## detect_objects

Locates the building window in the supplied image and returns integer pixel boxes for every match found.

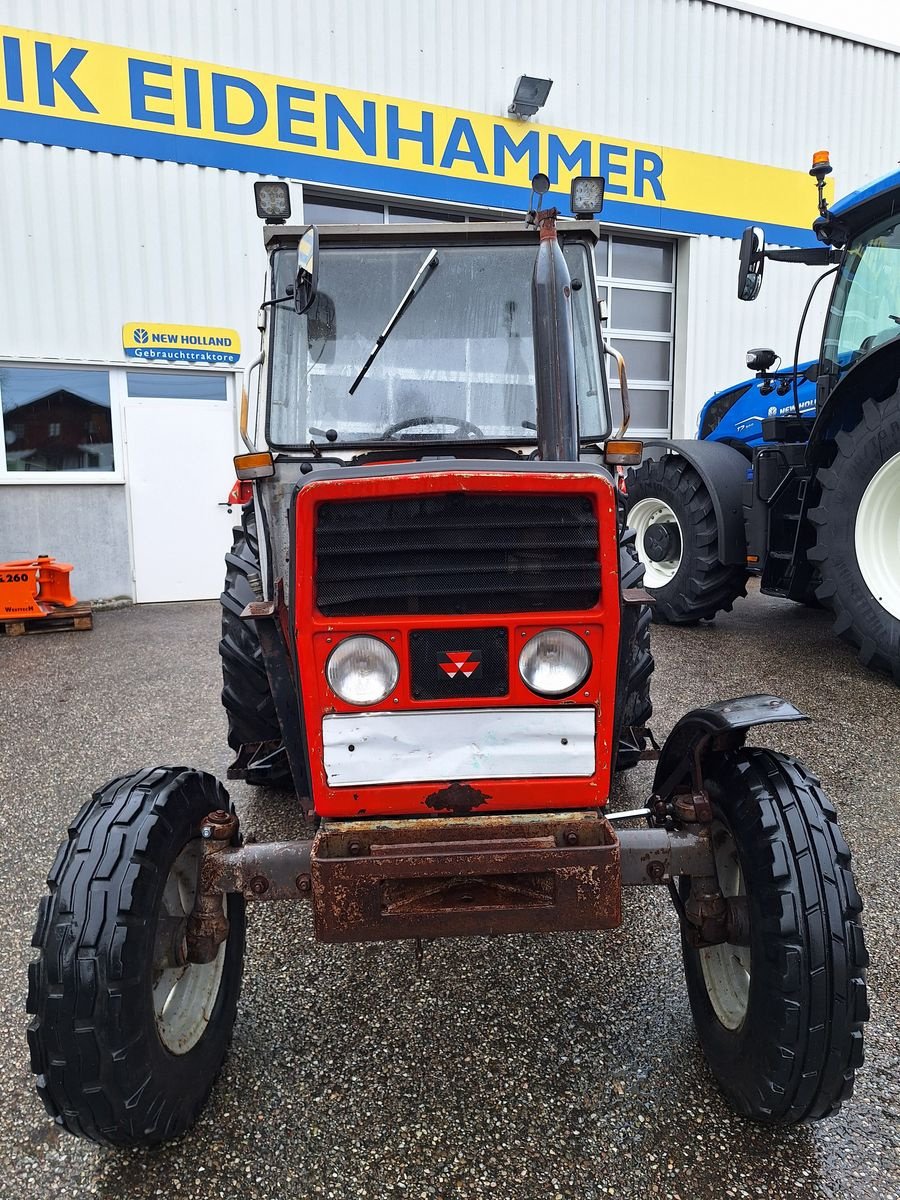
[125,371,228,400]
[0,366,114,473]
[596,234,676,436]
[303,190,488,225]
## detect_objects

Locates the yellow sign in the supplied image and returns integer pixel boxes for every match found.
[0,25,824,241]
[123,322,241,364]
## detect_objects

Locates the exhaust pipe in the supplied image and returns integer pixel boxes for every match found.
[531,209,579,462]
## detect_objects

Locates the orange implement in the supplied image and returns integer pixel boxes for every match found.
[0,556,77,620]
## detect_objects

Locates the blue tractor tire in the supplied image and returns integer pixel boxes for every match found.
[626,456,748,624]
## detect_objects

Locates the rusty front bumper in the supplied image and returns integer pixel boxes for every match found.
[187,809,717,954]
[310,811,621,942]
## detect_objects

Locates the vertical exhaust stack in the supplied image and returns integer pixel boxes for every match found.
[531,209,579,462]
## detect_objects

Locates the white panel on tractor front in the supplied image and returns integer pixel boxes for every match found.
[322,707,596,787]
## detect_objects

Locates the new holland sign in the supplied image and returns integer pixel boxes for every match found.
[123,322,241,364]
[0,25,823,242]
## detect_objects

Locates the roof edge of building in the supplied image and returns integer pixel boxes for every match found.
[704,0,900,55]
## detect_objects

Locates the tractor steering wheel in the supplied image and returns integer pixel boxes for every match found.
[380,414,485,439]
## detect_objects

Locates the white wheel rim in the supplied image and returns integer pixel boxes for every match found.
[855,450,900,621]
[152,842,227,1055]
[699,821,751,1031]
[629,496,684,589]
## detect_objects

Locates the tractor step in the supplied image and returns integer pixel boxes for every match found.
[0,601,93,637]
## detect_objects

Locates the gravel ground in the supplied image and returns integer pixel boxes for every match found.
[0,585,898,1200]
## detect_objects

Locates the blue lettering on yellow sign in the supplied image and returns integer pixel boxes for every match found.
[128,58,174,126]
[325,93,376,156]
[123,323,241,363]
[35,41,96,112]
[276,84,316,147]
[0,26,824,244]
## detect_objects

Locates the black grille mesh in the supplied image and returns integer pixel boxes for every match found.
[314,493,600,615]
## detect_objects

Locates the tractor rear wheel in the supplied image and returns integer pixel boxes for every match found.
[614,528,654,771]
[680,748,868,1124]
[808,385,900,683]
[219,504,288,780]
[626,456,748,624]
[27,768,245,1146]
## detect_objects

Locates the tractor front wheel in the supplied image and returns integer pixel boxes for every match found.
[626,456,748,624]
[680,748,868,1124]
[27,768,245,1146]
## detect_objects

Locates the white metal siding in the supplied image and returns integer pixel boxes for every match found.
[0,0,897,432]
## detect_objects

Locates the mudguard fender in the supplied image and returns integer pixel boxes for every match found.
[654,693,808,797]
[642,439,749,565]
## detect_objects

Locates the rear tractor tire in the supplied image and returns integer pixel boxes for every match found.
[27,768,245,1146]
[219,503,297,788]
[220,503,281,751]
[680,748,868,1124]
[626,456,748,624]
[808,384,900,683]
[614,528,654,771]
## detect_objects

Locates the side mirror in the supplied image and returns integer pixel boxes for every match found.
[737,226,766,302]
[294,225,319,315]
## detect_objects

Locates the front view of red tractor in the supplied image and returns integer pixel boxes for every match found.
[27,177,867,1147]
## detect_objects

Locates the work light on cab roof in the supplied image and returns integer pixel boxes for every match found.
[254,179,291,223]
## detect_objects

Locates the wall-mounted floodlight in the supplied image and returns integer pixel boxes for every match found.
[570,176,605,218]
[254,181,291,223]
[508,75,553,119]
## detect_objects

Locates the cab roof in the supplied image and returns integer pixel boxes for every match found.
[263,219,602,249]
[829,167,900,232]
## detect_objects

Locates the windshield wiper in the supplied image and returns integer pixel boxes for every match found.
[348,249,439,395]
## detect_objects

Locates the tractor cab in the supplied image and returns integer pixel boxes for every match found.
[818,184,900,397]
[262,221,612,456]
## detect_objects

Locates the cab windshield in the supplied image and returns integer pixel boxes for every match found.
[267,239,610,447]
[823,212,900,375]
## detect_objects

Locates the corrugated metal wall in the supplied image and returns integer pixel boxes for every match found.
[1,0,897,429]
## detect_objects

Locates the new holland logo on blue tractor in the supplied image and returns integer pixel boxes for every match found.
[625,153,900,684]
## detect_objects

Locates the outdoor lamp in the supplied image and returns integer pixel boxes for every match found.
[508,75,553,118]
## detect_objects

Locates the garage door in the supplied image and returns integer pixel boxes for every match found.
[596,234,676,436]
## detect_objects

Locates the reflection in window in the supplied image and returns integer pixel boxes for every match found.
[611,237,674,283]
[1,367,113,472]
[303,196,384,224]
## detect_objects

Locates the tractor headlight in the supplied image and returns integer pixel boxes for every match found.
[518,629,591,697]
[326,636,400,706]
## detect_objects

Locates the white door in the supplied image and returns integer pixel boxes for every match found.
[124,398,237,602]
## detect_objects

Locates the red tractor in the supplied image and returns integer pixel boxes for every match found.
[27,177,867,1145]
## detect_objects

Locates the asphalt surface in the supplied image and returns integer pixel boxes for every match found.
[0,584,898,1200]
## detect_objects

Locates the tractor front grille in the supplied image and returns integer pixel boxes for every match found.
[314,492,600,616]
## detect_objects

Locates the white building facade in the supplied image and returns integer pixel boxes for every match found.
[0,0,897,601]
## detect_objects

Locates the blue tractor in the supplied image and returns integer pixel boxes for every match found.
[625,154,900,683]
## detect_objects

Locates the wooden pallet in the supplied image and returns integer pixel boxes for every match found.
[0,602,93,637]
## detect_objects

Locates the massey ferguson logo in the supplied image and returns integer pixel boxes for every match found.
[439,650,481,679]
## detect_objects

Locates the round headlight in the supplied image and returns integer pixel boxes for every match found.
[519,629,591,697]
[326,636,400,705]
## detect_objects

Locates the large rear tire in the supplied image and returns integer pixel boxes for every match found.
[27,768,245,1146]
[614,528,654,771]
[681,749,868,1124]
[626,456,748,624]
[808,386,900,683]
[219,503,282,751]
